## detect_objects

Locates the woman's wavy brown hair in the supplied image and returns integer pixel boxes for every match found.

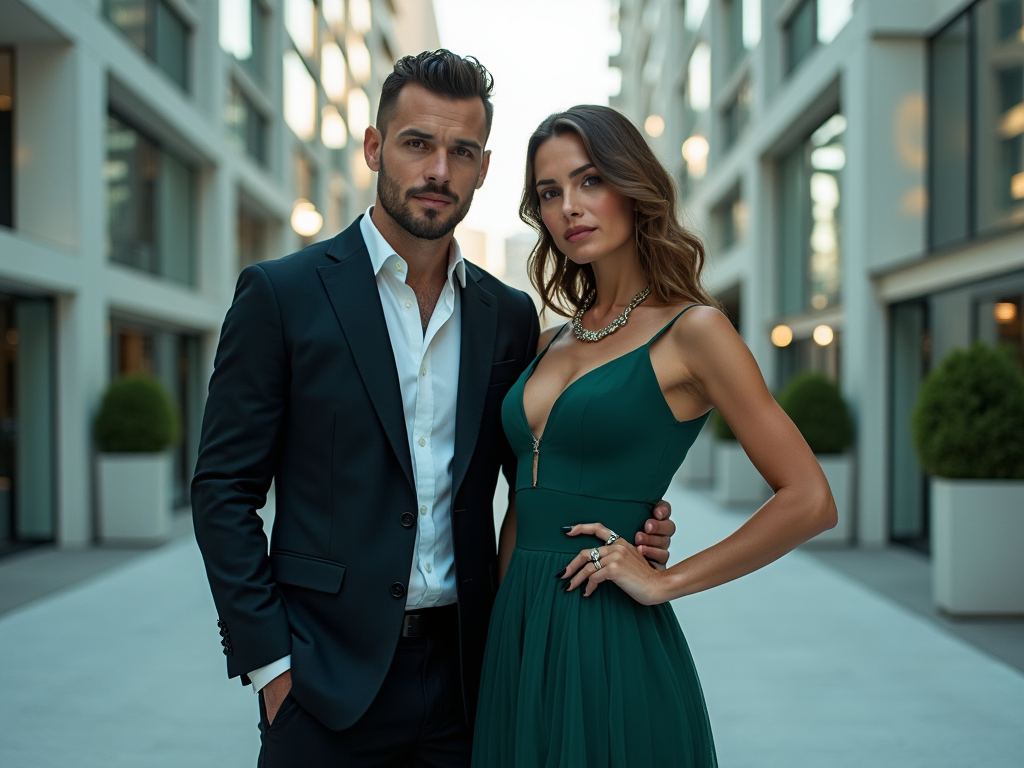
[520,105,717,317]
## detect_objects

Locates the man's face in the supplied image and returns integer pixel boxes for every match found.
[364,84,491,240]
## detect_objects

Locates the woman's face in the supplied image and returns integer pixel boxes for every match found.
[533,133,635,267]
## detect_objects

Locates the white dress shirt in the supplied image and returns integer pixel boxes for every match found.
[248,208,465,693]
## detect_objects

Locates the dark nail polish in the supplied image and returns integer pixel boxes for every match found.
[561,526,573,533]
[554,567,566,579]
[562,579,572,591]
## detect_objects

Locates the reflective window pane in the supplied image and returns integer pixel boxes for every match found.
[0,50,12,229]
[285,0,317,58]
[104,0,189,90]
[220,0,265,81]
[157,151,194,285]
[722,76,752,149]
[284,50,317,141]
[929,14,970,249]
[785,0,815,73]
[225,81,267,163]
[974,0,1024,234]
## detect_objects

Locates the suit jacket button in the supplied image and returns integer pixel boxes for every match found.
[400,512,415,529]
[390,582,406,599]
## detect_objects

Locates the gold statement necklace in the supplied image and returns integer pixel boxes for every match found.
[572,286,651,342]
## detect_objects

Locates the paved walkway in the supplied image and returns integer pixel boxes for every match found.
[1,481,1021,767]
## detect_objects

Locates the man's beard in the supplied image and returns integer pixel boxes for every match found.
[376,153,474,241]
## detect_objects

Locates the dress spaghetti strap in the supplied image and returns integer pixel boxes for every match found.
[647,304,703,346]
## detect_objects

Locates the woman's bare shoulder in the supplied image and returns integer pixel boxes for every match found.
[536,323,568,355]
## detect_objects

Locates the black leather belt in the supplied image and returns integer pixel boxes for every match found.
[401,604,458,639]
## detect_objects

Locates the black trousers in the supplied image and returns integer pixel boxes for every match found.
[257,617,472,768]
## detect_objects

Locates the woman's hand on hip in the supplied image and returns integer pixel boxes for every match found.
[558,523,667,606]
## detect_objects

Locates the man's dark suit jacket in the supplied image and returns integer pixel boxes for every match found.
[191,216,540,731]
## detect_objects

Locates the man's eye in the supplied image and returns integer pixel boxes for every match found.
[408,140,424,148]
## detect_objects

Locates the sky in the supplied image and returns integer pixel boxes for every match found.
[433,0,619,244]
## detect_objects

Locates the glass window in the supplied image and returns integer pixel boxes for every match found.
[929,0,1024,250]
[722,76,752,149]
[0,50,12,229]
[777,113,845,316]
[238,207,267,270]
[105,113,195,285]
[974,0,1024,233]
[712,184,747,252]
[285,0,317,58]
[284,50,317,141]
[321,41,347,104]
[225,81,267,163]
[724,0,760,71]
[785,0,816,73]
[346,33,371,84]
[929,14,970,249]
[687,42,712,112]
[219,0,266,81]
[104,0,190,90]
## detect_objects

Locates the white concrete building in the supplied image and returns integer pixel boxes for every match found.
[613,0,1024,548]
[0,0,439,550]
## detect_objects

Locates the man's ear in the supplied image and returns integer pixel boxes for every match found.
[476,149,492,190]
[364,127,383,173]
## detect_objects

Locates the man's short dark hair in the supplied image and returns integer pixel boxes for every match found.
[377,49,494,139]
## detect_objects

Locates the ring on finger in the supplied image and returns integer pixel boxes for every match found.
[606,531,620,546]
[593,559,602,570]
[589,548,601,564]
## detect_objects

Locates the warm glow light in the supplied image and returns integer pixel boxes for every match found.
[349,0,372,34]
[291,199,323,237]
[285,0,316,57]
[644,115,665,137]
[346,33,371,84]
[682,134,709,179]
[321,105,348,148]
[283,51,317,141]
[810,145,845,171]
[771,325,793,347]
[321,42,347,103]
[999,103,1024,138]
[322,0,345,31]
[1012,172,1024,201]
[813,325,834,346]
[994,302,1018,323]
[219,0,252,59]
[351,151,372,190]
[347,87,370,138]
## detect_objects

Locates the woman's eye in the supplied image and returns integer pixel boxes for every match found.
[582,175,601,187]
[540,189,559,201]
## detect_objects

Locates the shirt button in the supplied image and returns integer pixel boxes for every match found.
[405,299,413,309]
[421,366,427,376]
[418,437,426,447]
[390,582,406,599]
[396,262,405,272]
[400,512,415,529]
[424,563,433,574]
[420,505,427,515]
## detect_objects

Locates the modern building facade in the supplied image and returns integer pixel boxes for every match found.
[613,0,1024,547]
[0,0,438,550]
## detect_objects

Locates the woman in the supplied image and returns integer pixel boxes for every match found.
[471,105,837,767]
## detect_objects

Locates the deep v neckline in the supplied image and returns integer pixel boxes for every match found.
[520,327,650,443]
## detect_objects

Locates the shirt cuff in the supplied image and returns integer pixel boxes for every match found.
[248,655,291,694]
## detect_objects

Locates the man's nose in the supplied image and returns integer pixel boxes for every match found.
[425,151,451,185]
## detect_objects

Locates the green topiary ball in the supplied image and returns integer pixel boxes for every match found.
[95,374,180,453]
[779,372,853,454]
[711,409,736,441]
[912,343,1024,479]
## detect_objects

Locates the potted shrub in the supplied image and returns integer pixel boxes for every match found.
[712,410,771,507]
[912,343,1024,615]
[95,374,180,544]
[779,372,855,544]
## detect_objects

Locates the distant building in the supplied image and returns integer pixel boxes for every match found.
[503,231,542,313]
[613,0,1023,548]
[0,0,438,550]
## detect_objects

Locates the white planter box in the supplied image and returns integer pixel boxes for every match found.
[812,454,855,544]
[713,441,771,507]
[678,422,714,487]
[98,452,173,544]
[931,478,1024,616]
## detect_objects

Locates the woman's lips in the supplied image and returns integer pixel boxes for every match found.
[564,227,596,243]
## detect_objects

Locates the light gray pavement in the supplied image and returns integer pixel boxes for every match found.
[0,480,1021,767]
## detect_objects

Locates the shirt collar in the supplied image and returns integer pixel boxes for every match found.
[359,206,467,288]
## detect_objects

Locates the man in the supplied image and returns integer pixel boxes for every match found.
[192,50,676,767]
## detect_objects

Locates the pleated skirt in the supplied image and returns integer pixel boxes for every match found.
[471,547,718,767]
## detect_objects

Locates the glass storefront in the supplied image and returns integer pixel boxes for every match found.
[0,295,55,554]
[110,318,203,509]
[888,269,1024,550]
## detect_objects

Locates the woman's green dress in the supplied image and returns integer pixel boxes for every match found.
[472,307,717,767]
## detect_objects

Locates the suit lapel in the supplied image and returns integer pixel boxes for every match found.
[452,267,498,499]
[317,219,415,490]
